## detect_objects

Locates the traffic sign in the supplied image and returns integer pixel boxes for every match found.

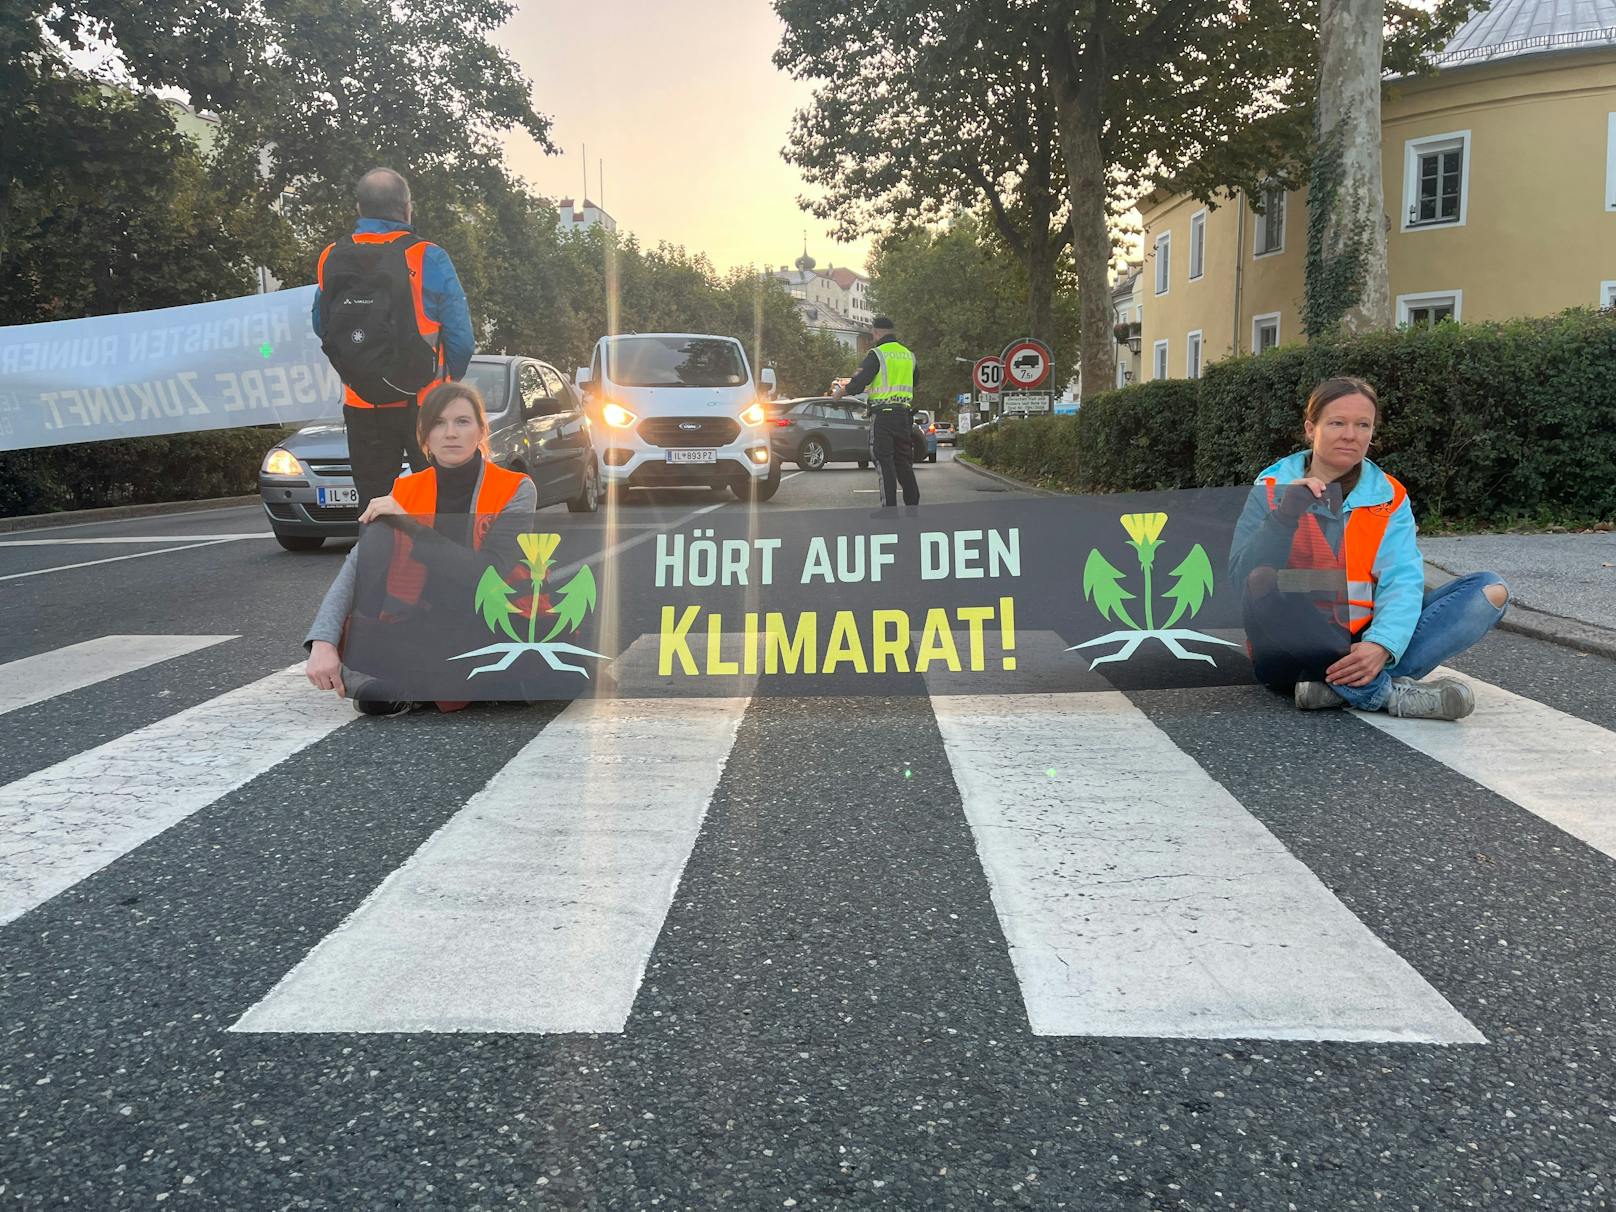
[1000,338,1053,390]
[972,357,1004,395]
[1002,391,1052,415]
[978,392,999,409]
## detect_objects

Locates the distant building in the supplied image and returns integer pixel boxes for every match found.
[765,247,873,352]
[1110,262,1145,389]
[559,198,617,235]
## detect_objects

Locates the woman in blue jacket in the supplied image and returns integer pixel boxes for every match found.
[1233,377,1509,720]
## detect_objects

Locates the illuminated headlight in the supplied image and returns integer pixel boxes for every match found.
[601,402,638,429]
[747,446,771,464]
[739,402,768,427]
[261,448,303,477]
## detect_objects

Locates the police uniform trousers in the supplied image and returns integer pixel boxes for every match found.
[871,409,920,507]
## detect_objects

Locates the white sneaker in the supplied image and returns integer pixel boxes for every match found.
[1294,681,1346,710]
[1386,676,1474,721]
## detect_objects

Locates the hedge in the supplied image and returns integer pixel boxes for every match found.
[0,427,294,518]
[962,307,1616,525]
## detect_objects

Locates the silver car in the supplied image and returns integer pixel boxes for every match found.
[258,356,600,551]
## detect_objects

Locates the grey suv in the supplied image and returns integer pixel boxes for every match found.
[770,397,873,471]
[258,355,600,551]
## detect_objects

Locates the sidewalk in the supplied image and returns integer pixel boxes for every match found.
[1424,532,1616,659]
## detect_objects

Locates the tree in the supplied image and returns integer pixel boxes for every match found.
[867,212,1079,414]
[774,1,1071,346]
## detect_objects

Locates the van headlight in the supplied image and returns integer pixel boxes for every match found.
[601,402,638,429]
[740,402,768,427]
[262,448,303,477]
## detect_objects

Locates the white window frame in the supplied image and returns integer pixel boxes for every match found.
[1186,330,1204,379]
[1252,312,1281,353]
[1396,290,1463,327]
[1606,114,1616,211]
[1599,281,1616,308]
[1401,130,1471,232]
[1188,209,1207,280]
[1253,187,1287,258]
[1153,231,1171,295]
[1152,339,1170,380]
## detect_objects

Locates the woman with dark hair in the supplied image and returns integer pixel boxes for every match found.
[1233,376,1509,721]
[304,380,537,714]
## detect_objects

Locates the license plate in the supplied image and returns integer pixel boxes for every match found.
[667,449,717,464]
[317,486,359,507]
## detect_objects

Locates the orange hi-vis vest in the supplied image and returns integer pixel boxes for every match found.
[383,462,529,607]
[1264,473,1408,635]
[317,230,444,409]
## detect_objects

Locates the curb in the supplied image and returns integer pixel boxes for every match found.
[1424,559,1616,661]
[952,456,1065,497]
[0,495,260,535]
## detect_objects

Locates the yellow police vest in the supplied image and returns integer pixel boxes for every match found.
[868,340,915,410]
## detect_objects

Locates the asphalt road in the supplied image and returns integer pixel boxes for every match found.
[3,448,1614,1210]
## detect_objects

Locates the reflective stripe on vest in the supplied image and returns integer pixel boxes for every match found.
[868,341,915,406]
[1263,474,1408,635]
[383,463,528,607]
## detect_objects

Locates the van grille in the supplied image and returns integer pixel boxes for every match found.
[638,417,741,448]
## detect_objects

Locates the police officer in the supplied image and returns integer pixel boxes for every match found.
[831,316,918,507]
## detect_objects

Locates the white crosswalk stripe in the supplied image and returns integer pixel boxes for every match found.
[1354,665,1616,862]
[0,665,355,927]
[233,696,750,1034]
[933,691,1485,1043]
[0,634,237,718]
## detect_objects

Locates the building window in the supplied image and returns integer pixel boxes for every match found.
[1402,131,1470,230]
[1254,186,1286,256]
[1186,330,1203,379]
[1607,113,1616,211]
[1396,291,1462,328]
[1153,232,1171,295]
[1152,339,1169,381]
[1603,281,1616,309]
[1189,210,1206,280]
[1252,313,1280,353]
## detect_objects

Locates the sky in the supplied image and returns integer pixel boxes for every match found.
[493,0,872,277]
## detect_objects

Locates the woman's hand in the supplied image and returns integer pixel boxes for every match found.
[305,640,345,695]
[1288,476,1330,498]
[358,494,405,524]
[1326,641,1389,689]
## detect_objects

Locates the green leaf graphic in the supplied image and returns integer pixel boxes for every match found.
[1082,549,1141,630]
[1160,544,1215,629]
[541,565,598,643]
[473,566,522,642]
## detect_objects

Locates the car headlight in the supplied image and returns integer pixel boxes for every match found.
[739,402,768,427]
[601,402,638,429]
[262,448,303,477]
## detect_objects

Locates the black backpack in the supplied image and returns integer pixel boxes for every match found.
[317,234,441,406]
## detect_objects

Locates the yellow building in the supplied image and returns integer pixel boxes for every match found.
[1133,0,1616,381]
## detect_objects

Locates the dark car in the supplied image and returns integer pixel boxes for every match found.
[258,355,600,551]
[769,397,873,471]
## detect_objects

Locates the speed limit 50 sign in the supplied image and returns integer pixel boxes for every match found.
[972,357,1003,395]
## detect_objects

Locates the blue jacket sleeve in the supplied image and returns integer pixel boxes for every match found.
[1361,499,1423,665]
[311,286,322,338]
[422,244,475,379]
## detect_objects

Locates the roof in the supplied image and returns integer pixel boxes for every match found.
[1434,0,1616,66]
[823,267,868,290]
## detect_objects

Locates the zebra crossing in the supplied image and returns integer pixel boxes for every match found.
[1,631,1613,1046]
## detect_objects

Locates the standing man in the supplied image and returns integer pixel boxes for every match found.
[312,168,475,510]
[831,316,918,507]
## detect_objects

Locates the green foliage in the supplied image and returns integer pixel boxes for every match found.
[473,567,523,643]
[0,428,292,517]
[542,567,598,644]
[1160,546,1215,629]
[1071,380,1198,492]
[960,416,1080,488]
[1301,121,1373,339]
[1082,550,1140,630]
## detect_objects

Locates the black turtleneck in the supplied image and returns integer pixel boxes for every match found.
[433,450,482,543]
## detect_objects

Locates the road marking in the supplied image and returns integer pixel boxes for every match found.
[0,535,273,546]
[234,695,749,1033]
[0,539,241,584]
[0,666,355,927]
[1354,666,1616,862]
[932,692,1483,1043]
[0,634,237,717]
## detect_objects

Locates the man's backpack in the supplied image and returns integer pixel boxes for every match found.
[317,234,441,406]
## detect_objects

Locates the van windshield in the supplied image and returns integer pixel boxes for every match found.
[605,336,747,388]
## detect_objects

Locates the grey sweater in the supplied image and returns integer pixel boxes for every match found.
[304,477,539,649]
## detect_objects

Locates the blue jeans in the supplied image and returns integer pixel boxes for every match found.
[1330,572,1508,711]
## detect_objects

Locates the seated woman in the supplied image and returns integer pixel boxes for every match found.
[304,381,537,714]
[1233,376,1508,721]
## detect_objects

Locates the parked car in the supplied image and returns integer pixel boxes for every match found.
[912,410,940,463]
[935,420,957,446]
[770,397,873,470]
[258,355,600,552]
[576,333,780,502]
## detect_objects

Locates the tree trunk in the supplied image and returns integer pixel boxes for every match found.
[1023,241,1056,347]
[1309,0,1391,334]
[1053,83,1113,402]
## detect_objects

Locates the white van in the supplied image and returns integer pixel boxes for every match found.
[576,333,781,502]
